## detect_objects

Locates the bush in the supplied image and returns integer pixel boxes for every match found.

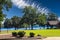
[12,32,17,37]
[30,32,35,37]
[37,34,41,36]
[18,31,25,37]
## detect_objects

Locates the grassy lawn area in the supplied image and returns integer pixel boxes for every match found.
[0,29,60,37]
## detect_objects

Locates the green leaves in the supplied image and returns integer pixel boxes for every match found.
[4,18,12,28]
[23,6,37,29]
[23,23,29,28]
[48,13,57,21]
[0,0,12,11]
[37,13,47,25]
[11,16,21,30]
[0,0,12,28]
[0,13,5,21]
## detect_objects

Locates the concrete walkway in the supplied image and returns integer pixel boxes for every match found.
[0,34,42,40]
[43,37,60,40]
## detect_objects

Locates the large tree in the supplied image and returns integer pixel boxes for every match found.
[4,18,12,33]
[37,13,47,29]
[47,13,58,21]
[11,16,21,30]
[23,6,37,30]
[23,23,29,30]
[0,0,12,11]
[0,13,6,32]
[47,13,58,29]
[0,0,12,33]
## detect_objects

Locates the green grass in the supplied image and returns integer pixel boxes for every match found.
[0,29,60,37]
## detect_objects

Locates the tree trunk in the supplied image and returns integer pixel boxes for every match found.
[31,24,33,30]
[0,22,1,33]
[0,27,1,33]
[47,25,49,29]
[7,28,8,33]
[15,27,17,30]
[50,25,53,29]
[39,25,41,29]
[29,25,30,30]
[43,25,45,29]
[26,27,27,30]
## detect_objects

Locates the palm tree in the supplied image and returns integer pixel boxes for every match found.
[4,18,12,33]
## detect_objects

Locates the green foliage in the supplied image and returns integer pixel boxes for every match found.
[0,0,12,33]
[11,16,21,30]
[23,23,28,27]
[48,13,57,21]
[23,6,37,30]
[4,18,12,28]
[0,13,5,32]
[37,34,41,36]
[23,23,29,30]
[12,32,17,37]
[0,13,5,21]
[0,0,12,11]
[18,31,26,37]
[30,32,35,37]
[4,18,12,33]
[37,13,47,26]
[0,0,12,22]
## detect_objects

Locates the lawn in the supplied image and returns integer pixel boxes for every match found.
[0,29,60,37]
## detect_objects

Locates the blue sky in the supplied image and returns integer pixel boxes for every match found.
[3,0,60,19]
[3,5,23,18]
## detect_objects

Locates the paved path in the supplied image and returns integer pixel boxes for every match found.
[0,34,42,40]
[8,38,42,40]
[43,37,60,40]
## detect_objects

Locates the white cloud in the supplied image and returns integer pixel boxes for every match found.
[58,17,60,21]
[37,7,49,14]
[11,0,49,14]
[11,0,30,8]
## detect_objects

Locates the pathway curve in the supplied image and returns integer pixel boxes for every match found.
[43,37,60,40]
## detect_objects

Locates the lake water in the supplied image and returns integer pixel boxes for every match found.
[1,25,56,31]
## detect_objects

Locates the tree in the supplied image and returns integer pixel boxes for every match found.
[0,13,6,33]
[23,23,29,30]
[37,13,47,29]
[23,6,37,30]
[47,13,58,29]
[11,16,21,30]
[0,0,12,33]
[57,22,60,29]
[4,18,12,33]
[0,0,12,11]
[46,22,50,29]
[47,13,58,21]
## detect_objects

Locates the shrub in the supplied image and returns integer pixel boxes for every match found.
[37,34,41,36]
[12,32,17,37]
[18,31,25,37]
[30,32,35,37]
